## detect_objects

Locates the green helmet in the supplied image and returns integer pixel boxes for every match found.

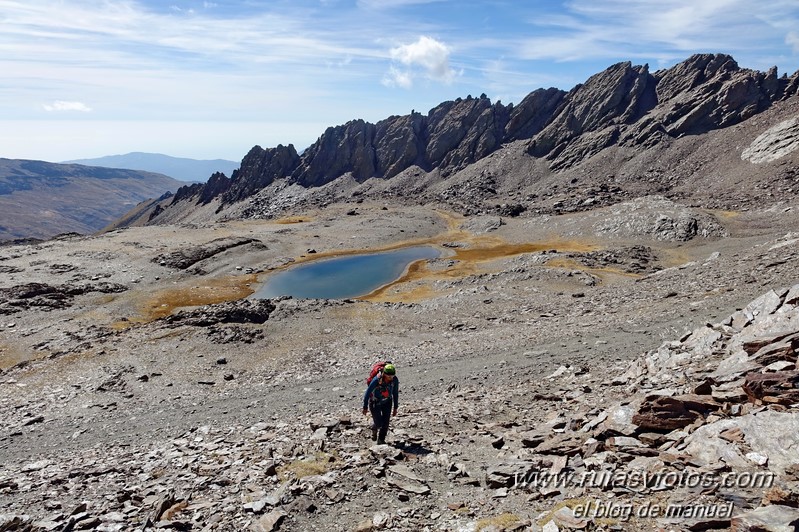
[383,363,396,375]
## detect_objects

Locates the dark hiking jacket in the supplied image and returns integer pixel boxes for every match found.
[363,374,399,410]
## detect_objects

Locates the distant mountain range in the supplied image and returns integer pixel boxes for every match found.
[144,53,799,226]
[12,53,796,243]
[62,152,239,182]
[0,159,183,241]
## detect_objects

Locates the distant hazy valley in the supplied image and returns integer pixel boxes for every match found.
[0,159,182,241]
[0,153,241,242]
[62,152,239,182]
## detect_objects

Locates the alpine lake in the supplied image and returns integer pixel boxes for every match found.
[251,245,441,300]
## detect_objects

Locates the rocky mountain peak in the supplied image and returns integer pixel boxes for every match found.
[653,53,740,101]
[527,53,797,169]
[650,53,778,136]
[198,171,231,205]
[223,144,300,204]
[293,120,378,187]
[526,61,655,165]
[503,87,567,141]
[150,53,799,224]
[373,112,426,179]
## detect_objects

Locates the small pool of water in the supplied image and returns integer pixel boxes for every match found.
[252,246,440,300]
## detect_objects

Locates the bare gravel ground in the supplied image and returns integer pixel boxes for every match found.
[0,198,797,530]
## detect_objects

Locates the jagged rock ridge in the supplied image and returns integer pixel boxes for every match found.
[158,53,799,217]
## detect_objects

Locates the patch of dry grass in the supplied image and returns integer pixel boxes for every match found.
[476,513,522,531]
[278,452,336,480]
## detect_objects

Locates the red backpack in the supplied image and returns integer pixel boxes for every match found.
[366,360,391,385]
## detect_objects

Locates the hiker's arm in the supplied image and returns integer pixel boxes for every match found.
[392,379,399,411]
[363,379,376,410]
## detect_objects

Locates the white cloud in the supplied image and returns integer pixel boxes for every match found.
[169,5,196,15]
[386,36,457,88]
[0,0,402,124]
[518,0,799,68]
[42,101,92,112]
[787,31,799,53]
[0,1,388,73]
[382,66,413,88]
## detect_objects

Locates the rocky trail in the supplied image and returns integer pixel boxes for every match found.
[0,202,798,531]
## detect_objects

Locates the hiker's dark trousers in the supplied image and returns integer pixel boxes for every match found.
[370,401,392,442]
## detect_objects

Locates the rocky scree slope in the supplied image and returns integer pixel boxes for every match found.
[0,201,798,532]
[146,53,799,224]
[1,283,799,531]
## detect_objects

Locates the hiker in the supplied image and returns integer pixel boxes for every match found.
[362,363,399,445]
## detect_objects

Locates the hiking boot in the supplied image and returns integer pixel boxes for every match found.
[377,438,386,445]
[371,427,378,441]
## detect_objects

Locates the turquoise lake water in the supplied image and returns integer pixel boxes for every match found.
[252,246,440,300]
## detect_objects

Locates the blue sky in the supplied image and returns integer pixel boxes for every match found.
[2,0,798,163]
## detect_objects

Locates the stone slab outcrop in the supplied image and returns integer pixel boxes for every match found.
[152,237,264,270]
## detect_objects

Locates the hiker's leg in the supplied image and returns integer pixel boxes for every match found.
[377,402,391,443]
[369,403,380,434]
